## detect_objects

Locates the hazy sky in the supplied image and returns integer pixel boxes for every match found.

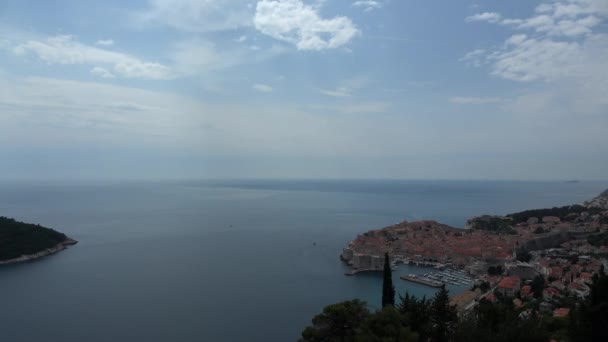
[1,0,607,180]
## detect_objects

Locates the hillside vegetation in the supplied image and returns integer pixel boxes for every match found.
[0,216,68,261]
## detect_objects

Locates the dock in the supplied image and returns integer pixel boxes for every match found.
[400,274,442,288]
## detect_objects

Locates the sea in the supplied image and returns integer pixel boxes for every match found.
[0,179,606,342]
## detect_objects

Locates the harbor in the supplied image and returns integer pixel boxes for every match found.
[400,274,442,288]
[400,268,474,288]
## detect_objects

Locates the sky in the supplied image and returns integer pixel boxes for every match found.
[0,0,607,180]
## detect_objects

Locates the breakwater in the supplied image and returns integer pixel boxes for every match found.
[400,275,442,288]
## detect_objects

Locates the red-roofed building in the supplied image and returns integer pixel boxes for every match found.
[550,280,565,291]
[485,294,497,303]
[550,266,563,279]
[553,308,570,318]
[497,276,521,297]
[568,282,583,294]
[543,287,561,301]
[580,272,593,283]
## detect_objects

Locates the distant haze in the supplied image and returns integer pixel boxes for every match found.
[1,0,607,180]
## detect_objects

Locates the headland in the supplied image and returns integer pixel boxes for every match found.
[340,188,608,278]
[0,216,77,265]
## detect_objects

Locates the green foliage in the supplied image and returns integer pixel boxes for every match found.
[516,250,532,263]
[397,292,432,340]
[507,204,600,223]
[454,300,549,342]
[430,285,458,342]
[356,307,419,342]
[587,231,608,247]
[469,216,516,235]
[569,270,608,341]
[531,275,545,299]
[302,272,608,342]
[0,216,67,261]
[382,252,395,307]
[476,281,490,292]
[533,227,547,234]
[300,300,370,342]
[487,265,503,276]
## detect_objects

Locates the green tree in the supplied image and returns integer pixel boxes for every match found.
[382,252,395,307]
[430,285,458,342]
[516,250,532,263]
[0,216,69,261]
[531,275,545,299]
[300,300,370,342]
[455,300,548,342]
[397,292,432,340]
[356,307,419,342]
[569,269,608,342]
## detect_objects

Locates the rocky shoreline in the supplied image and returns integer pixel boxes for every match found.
[0,238,78,266]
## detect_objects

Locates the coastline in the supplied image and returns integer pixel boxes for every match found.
[0,238,78,266]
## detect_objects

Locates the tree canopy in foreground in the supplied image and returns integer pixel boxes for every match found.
[300,272,608,342]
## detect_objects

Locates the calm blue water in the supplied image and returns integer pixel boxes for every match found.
[0,179,606,341]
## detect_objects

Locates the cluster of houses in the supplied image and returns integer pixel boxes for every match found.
[478,242,606,319]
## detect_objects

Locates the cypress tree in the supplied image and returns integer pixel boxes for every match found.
[382,252,395,307]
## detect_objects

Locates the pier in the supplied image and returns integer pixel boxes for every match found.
[400,274,442,288]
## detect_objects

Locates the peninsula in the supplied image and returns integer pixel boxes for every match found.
[0,216,77,265]
[341,189,608,274]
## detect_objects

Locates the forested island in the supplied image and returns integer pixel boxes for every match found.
[0,216,76,265]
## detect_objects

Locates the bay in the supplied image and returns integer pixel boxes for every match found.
[0,179,606,341]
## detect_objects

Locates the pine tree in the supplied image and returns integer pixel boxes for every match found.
[430,285,458,342]
[382,252,395,307]
[398,292,432,340]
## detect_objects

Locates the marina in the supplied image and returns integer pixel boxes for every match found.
[400,268,474,288]
[400,274,442,288]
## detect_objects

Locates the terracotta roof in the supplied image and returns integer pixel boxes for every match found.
[497,276,520,290]
[544,287,560,296]
[553,308,570,318]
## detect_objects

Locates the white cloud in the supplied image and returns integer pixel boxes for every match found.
[462,0,608,121]
[236,35,247,43]
[7,33,285,80]
[253,83,273,92]
[463,0,608,82]
[0,76,397,158]
[311,101,390,114]
[502,13,601,37]
[465,12,502,23]
[254,0,360,51]
[320,88,351,97]
[13,35,172,80]
[320,75,370,97]
[170,39,286,76]
[353,1,383,12]
[95,39,114,46]
[490,37,585,82]
[459,48,486,67]
[535,0,608,18]
[170,39,226,74]
[1,75,607,179]
[450,96,505,105]
[135,0,253,32]
[90,66,116,78]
